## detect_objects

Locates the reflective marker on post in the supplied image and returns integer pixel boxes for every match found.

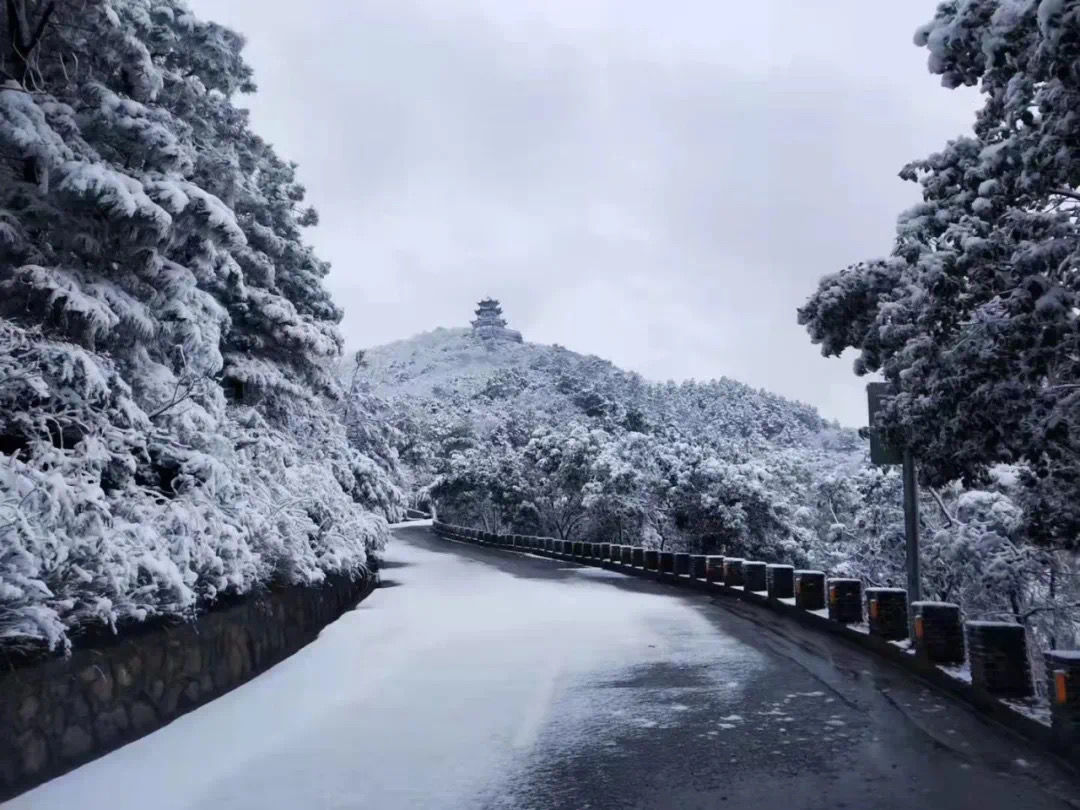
[1055,670,1068,705]
[869,599,879,620]
[914,616,924,640]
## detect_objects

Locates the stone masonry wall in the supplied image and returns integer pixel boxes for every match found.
[0,572,375,801]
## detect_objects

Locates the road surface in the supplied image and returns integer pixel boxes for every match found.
[7,525,1079,810]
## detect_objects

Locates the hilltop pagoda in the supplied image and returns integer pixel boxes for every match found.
[470,297,523,342]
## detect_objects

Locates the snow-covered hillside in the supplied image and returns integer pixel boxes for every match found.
[359,326,856,455]
[348,316,864,560]
[347,310,1077,652]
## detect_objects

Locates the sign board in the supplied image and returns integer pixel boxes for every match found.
[867,382,903,465]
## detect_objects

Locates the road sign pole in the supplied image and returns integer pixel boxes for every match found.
[868,382,922,606]
[901,446,921,605]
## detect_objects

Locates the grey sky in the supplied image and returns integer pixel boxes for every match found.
[189,0,977,427]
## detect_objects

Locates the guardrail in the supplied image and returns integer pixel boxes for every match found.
[429,520,1080,766]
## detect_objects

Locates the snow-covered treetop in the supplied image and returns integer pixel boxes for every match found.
[798,0,1080,548]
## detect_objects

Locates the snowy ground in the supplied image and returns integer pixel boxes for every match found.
[7,527,1078,810]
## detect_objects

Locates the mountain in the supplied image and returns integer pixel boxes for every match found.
[356,326,859,456]
[347,314,862,562]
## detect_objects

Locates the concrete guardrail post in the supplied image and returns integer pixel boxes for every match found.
[659,551,675,575]
[691,555,707,580]
[742,561,767,592]
[632,547,646,569]
[967,621,1034,698]
[912,602,965,664]
[644,549,660,571]
[866,588,908,640]
[794,570,826,610]
[723,558,745,588]
[622,546,634,567]
[674,553,691,577]
[706,556,725,584]
[766,565,794,598]
[610,545,622,565]
[1046,650,1080,757]
[600,543,611,561]
[827,578,863,624]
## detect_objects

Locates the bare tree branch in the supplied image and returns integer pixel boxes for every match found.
[929,487,958,528]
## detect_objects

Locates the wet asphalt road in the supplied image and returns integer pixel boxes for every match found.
[397,529,1079,810]
[10,525,1079,810]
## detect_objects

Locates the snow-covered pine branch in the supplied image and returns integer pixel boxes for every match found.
[0,1,402,653]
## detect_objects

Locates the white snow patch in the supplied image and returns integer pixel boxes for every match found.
[938,662,972,684]
[1002,699,1052,727]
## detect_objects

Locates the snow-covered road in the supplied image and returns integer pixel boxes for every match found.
[6,526,1078,809]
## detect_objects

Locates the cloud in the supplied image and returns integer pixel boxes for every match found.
[187,0,978,426]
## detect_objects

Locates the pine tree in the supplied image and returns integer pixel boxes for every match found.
[0,1,399,652]
[798,0,1080,548]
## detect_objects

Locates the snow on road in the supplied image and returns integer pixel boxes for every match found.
[5,527,767,810]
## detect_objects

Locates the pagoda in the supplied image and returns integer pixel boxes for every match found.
[470,297,523,342]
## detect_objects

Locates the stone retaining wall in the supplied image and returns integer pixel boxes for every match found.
[0,572,375,801]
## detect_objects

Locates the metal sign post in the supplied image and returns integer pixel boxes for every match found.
[867,383,920,603]
[901,446,921,604]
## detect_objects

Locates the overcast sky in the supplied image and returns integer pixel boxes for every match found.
[189,0,977,427]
